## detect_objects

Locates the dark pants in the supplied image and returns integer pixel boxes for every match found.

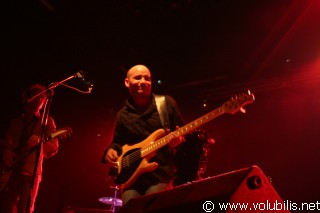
[0,172,33,213]
[121,182,169,205]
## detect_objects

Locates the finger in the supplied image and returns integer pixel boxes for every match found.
[107,153,117,163]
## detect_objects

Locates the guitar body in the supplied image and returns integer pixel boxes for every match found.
[115,129,166,188]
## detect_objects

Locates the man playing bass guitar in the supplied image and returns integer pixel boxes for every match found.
[101,64,185,205]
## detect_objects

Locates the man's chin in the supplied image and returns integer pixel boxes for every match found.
[137,90,151,96]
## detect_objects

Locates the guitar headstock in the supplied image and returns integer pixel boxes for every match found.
[223,90,255,115]
[51,127,73,140]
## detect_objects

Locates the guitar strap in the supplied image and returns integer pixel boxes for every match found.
[155,95,170,131]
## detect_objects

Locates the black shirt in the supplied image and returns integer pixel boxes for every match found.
[108,94,184,191]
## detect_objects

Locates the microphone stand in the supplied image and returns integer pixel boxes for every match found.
[25,72,88,212]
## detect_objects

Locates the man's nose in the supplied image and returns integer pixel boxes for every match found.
[140,77,147,83]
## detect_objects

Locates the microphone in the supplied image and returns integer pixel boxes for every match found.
[75,71,94,92]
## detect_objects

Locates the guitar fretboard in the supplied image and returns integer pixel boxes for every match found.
[141,106,225,157]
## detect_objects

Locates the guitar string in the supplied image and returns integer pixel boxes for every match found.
[122,113,217,168]
[121,135,169,168]
[121,127,188,168]
[122,103,243,166]
[119,95,251,177]
[121,116,211,167]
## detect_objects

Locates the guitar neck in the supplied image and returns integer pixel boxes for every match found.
[175,106,225,137]
[141,106,225,157]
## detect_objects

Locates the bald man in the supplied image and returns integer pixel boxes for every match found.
[102,64,185,205]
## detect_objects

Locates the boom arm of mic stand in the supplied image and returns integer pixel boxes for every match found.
[26,73,79,103]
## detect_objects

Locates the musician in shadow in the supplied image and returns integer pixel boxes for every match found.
[0,84,59,213]
[101,64,185,205]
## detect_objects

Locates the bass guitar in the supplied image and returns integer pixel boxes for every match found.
[113,91,255,189]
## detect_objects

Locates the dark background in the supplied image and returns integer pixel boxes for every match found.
[1,0,320,212]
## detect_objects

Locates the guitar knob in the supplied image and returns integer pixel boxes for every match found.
[240,107,246,113]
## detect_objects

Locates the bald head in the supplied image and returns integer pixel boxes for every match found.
[127,64,151,78]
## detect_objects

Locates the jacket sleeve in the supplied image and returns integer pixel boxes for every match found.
[100,112,124,164]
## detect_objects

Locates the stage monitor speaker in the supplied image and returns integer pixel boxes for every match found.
[117,165,289,213]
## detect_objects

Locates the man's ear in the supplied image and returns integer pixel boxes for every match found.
[124,78,129,88]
